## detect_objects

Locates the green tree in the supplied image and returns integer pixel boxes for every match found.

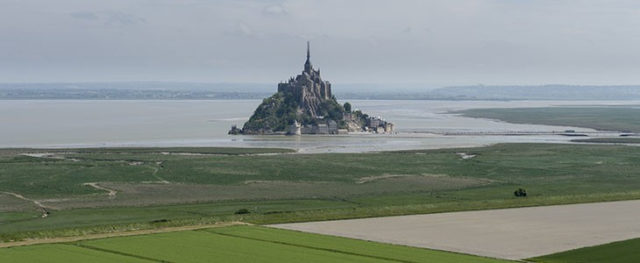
[343,102,352,112]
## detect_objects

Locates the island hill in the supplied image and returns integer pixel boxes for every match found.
[230,42,393,135]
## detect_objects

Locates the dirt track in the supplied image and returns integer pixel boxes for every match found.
[0,222,246,248]
[83,183,117,198]
[0,192,51,218]
[272,200,640,260]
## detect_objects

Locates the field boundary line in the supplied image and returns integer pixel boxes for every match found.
[202,229,418,263]
[0,221,248,248]
[74,243,170,263]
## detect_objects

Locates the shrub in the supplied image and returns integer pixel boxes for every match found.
[514,188,527,197]
[343,102,352,112]
[234,208,251,215]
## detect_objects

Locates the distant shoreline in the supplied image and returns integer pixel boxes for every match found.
[3,96,640,101]
[3,83,640,100]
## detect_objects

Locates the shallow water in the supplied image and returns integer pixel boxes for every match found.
[1,99,637,152]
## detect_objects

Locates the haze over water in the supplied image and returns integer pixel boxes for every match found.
[2,99,637,152]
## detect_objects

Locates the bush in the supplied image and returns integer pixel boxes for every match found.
[234,208,251,215]
[514,188,527,197]
[343,102,352,112]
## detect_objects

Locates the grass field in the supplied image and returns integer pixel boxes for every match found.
[2,143,640,241]
[0,244,150,263]
[207,225,510,262]
[458,107,640,132]
[530,237,640,263]
[0,225,510,262]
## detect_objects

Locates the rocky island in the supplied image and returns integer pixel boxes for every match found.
[230,42,393,135]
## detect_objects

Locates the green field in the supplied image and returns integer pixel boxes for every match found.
[530,237,640,263]
[2,143,640,241]
[0,226,510,262]
[458,107,640,132]
[0,244,150,263]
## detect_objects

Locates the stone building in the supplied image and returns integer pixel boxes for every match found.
[233,42,394,135]
[277,42,332,118]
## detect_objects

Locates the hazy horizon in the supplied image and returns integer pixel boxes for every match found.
[2,1,640,86]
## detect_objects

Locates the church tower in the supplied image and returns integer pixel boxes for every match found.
[304,41,313,73]
[277,41,332,116]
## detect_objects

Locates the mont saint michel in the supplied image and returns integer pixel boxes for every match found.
[230,42,393,135]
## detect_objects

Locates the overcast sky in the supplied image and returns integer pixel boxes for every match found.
[1,0,640,87]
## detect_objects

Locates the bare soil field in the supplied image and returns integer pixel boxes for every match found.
[272,200,640,260]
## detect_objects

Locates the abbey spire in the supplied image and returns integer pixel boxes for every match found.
[233,41,394,135]
[304,41,313,73]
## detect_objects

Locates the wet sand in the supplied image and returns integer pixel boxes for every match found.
[3,99,631,152]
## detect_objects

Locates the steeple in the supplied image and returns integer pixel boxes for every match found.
[304,41,313,73]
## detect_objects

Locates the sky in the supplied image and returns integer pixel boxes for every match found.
[1,0,640,87]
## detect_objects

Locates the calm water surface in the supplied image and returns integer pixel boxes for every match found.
[1,100,637,152]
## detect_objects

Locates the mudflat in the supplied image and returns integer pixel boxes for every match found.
[272,200,640,260]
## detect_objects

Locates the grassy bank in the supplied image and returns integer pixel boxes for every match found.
[572,137,640,144]
[458,107,640,132]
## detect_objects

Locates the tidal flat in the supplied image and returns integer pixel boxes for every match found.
[3,99,638,152]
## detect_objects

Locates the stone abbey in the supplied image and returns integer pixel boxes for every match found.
[230,42,393,135]
[277,42,332,118]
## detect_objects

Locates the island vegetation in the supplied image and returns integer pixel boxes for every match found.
[240,92,353,133]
